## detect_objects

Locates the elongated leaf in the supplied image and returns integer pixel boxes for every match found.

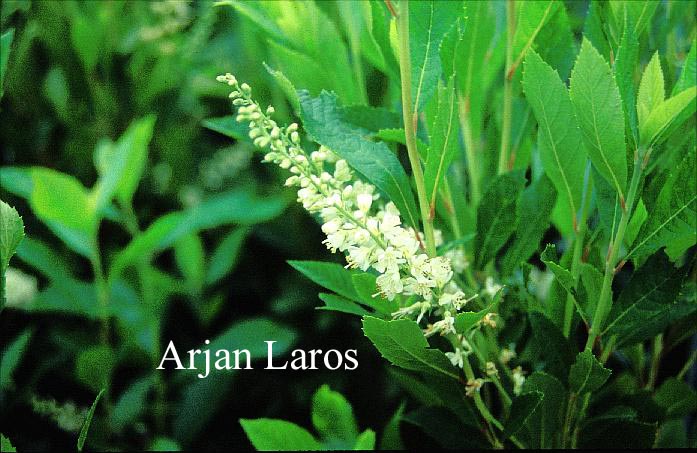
[240,419,321,451]
[288,260,362,303]
[504,391,543,439]
[475,171,526,268]
[521,372,567,449]
[317,293,370,317]
[523,50,586,233]
[299,90,419,228]
[640,86,697,147]
[511,1,560,73]
[0,330,31,390]
[424,76,458,208]
[0,29,13,99]
[528,311,575,382]
[614,16,640,143]
[351,273,398,315]
[408,0,462,110]
[379,403,405,450]
[570,39,627,198]
[603,253,695,347]
[77,389,105,452]
[94,115,155,209]
[637,52,664,128]
[311,385,359,446]
[569,350,611,394]
[629,149,696,261]
[0,201,24,275]
[362,317,460,380]
[202,116,250,142]
[500,175,556,274]
[206,227,249,285]
[673,37,696,95]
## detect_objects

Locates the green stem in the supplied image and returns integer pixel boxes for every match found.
[561,393,578,448]
[677,350,697,380]
[585,154,644,351]
[563,224,586,337]
[498,0,516,174]
[397,0,436,257]
[89,240,112,415]
[646,334,663,390]
[458,94,481,205]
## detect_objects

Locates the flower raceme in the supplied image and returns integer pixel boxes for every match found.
[216,73,479,352]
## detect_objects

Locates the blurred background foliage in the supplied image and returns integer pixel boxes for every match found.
[0,0,695,451]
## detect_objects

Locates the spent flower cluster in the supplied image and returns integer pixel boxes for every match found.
[216,73,476,340]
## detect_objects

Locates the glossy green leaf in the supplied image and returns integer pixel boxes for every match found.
[640,86,697,147]
[311,385,359,446]
[206,227,249,285]
[673,37,696,95]
[77,389,105,452]
[604,252,695,347]
[501,175,556,274]
[570,39,627,198]
[474,171,526,268]
[240,419,321,451]
[0,201,24,277]
[629,149,696,261]
[569,350,611,394]
[504,391,543,439]
[408,0,462,110]
[299,90,419,228]
[317,293,370,317]
[523,50,586,233]
[0,28,14,99]
[288,260,362,303]
[362,317,460,380]
[637,52,665,128]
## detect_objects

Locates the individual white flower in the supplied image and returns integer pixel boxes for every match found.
[512,366,526,396]
[485,361,499,377]
[424,311,456,337]
[374,247,406,274]
[465,378,484,397]
[484,276,503,298]
[446,348,465,369]
[479,312,498,329]
[392,301,431,323]
[499,347,517,365]
[437,290,477,311]
[376,271,404,301]
[445,247,470,273]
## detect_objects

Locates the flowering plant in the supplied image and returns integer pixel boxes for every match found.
[212,0,696,449]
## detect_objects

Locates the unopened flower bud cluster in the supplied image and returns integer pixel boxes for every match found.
[217,73,476,339]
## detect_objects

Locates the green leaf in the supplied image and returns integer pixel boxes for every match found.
[604,252,695,348]
[111,376,154,433]
[577,417,656,449]
[30,168,96,238]
[351,273,398,316]
[379,403,405,450]
[673,37,696,95]
[94,115,155,209]
[0,434,15,452]
[110,190,286,280]
[578,263,603,324]
[504,391,543,439]
[77,388,105,452]
[654,378,697,419]
[0,201,24,276]
[240,419,321,451]
[0,28,14,99]
[528,312,575,382]
[614,16,640,144]
[76,345,116,393]
[206,227,249,285]
[570,39,627,199]
[362,317,460,380]
[625,198,647,247]
[288,260,362,303]
[637,52,665,129]
[454,289,502,333]
[353,429,376,450]
[263,63,300,113]
[70,11,99,73]
[424,76,459,209]
[640,86,697,147]
[569,350,612,394]
[174,233,205,293]
[500,175,556,275]
[298,90,419,228]
[202,116,250,142]
[474,171,526,268]
[408,0,462,110]
[523,50,586,233]
[629,149,696,261]
[521,372,567,449]
[540,244,577,298]
[511,1,560,73]
[318,293,370,317]
[311,385,359,446]
[0,329,31,390]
